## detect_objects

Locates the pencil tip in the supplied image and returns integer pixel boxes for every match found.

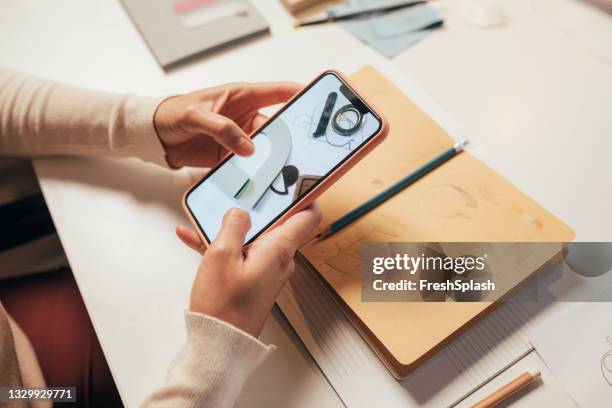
[454,140,468,152]
[529,369,541,378]
[292,20,300,28]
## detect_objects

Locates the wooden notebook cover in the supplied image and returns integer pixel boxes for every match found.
[299,66,575,378]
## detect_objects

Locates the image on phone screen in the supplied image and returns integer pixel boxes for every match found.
[185,72,383,244]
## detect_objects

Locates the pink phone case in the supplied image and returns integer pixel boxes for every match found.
[182,69,390,247]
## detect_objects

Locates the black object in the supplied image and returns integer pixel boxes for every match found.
[313,92,338,138]
[0,193,56,252]
[270,165,300,195]
[339,85,369,115]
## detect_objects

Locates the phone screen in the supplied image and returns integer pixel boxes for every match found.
[185,72,382,244]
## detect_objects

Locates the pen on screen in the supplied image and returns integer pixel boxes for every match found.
[471,369,541,408]
[314,140,468,242]
[292,0,427,28]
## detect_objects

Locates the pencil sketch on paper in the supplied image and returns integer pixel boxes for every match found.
[418,185,479,221]
[601,336,612,388]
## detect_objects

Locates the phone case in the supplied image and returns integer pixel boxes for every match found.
[182,69,390,248]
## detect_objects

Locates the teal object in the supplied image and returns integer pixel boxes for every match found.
[336,1,443,58]
[317,141,467,240]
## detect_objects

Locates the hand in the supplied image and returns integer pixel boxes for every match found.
[184,206,321,337]
[153,82,302,168]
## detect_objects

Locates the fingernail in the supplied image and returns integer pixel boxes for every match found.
[226,207,249,221]
[238,138,255,155]
[227,207,242,216]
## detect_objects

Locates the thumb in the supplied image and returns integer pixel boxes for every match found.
[209,208,251,257]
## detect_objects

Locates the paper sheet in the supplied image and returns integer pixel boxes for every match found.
[529,294,612,408]
[370,4,442,37]
[334,1,443,58]
[340,19,428,58]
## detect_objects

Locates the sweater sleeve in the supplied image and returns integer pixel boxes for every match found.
[0,67,168,166]
[141,311,275,408]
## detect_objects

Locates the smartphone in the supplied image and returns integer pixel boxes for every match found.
[183,70,389,246]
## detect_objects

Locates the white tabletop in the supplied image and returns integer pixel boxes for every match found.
[1,0,611,406]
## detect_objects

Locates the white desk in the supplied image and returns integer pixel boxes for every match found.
[1,0,611,406]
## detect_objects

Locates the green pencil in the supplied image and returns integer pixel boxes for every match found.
[315,140,468,241]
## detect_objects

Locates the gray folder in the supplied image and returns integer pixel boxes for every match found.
[121,0,269,68]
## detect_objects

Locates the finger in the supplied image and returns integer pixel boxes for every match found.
[267,205,322,249]
[164,137,223,169]
[176,225,206,255]
[210,208,251,256]
[186,109,255,156]
[247,82,303,108]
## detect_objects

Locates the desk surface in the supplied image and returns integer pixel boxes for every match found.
[1,0,610,406]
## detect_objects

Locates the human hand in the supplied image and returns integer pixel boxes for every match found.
[153,82,302,168]
[184,206,321,337]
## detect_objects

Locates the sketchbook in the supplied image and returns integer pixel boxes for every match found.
[294,65,574,379]
[276,64,574,406]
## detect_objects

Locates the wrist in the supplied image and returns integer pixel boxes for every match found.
[146,96,179,168]
[189,300,265,337]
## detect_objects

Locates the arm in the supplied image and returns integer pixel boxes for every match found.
[0,67,311,406]
[141,312,274,408]
[143,207,321,408]
[0,66,299,169]
[0,67,167,166]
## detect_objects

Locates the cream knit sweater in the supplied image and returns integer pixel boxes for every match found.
[0,67,274,407]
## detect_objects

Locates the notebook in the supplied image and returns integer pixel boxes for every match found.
[296,65,575,378]
[120,0,269,67]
